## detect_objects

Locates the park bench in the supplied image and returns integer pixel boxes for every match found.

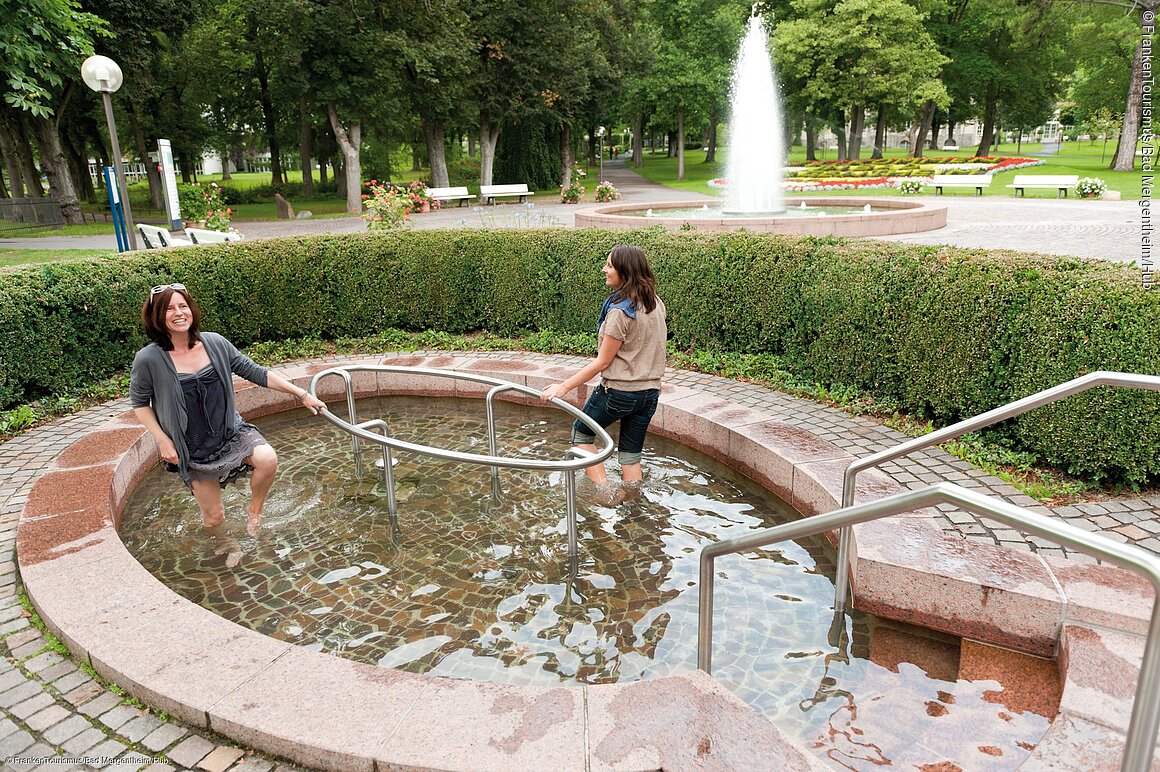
[1006,174,1079,198]
[479,183,534,205]
[137,223,191,248]
[426,186,476,206]
[931,174,993,196]
[185,227,243,244]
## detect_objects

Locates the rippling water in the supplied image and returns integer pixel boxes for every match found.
[120,396,1051,769]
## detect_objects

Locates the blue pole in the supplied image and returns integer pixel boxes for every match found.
[104,167,127,252]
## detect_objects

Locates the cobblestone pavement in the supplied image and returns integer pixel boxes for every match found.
[1,159,1144,267]
[0,351,1156,769]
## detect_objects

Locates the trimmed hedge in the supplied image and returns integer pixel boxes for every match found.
[1,229,1156,482]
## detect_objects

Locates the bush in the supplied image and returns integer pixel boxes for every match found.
[0,231,1156,482]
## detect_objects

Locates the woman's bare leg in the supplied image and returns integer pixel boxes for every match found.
[191,480,242,567]
[244,444,278,535]
[576,443,608,485]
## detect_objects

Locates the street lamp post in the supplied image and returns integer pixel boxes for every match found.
[80,55,138,250]
[596,126,605,182]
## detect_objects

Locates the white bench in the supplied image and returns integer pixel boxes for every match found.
[942,144,960,151]
[426,186,476,206]
[931,174,992,196]
[1006,175,1079,198]
[137,223,191,248]
[185,227,243,244]
[479,183,534,205]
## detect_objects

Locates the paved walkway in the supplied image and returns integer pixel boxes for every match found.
[0,351,1157,770]
[0,160,1144,265]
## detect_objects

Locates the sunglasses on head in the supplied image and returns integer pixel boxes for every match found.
[150,283,186,296]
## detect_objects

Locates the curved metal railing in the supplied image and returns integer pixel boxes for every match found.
[833,371,1160,607]
[698,482,1160,772]
[307,364,615,557]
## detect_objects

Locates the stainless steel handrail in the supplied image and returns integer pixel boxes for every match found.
[308,365,615,557]
[833,371,1160,607]
[698,482,1160,772]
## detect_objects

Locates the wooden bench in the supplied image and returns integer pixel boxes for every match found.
[137,223,191,248]
[931,174,992,196]
[479,183,534,205]
[185,227,243,244]
[1006,174,1079,198]
[426,186,476,206]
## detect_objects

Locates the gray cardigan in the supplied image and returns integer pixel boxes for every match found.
[129,332,269,483]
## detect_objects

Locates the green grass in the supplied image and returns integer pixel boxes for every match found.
[7,221,118,237]
[0,249,112,268]
[631,142,1149,199]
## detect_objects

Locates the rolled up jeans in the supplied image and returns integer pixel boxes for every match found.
[571,384,660,465]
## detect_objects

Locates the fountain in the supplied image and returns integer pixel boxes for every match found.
[574,11,946,236]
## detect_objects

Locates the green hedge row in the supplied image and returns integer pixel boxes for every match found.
[1,229,1156,482]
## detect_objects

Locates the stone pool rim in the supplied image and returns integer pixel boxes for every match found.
[16,352,1155,770]
[573,197,948,236]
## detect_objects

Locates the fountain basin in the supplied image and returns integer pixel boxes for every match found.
[575,198,947,237]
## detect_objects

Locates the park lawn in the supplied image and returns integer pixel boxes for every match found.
[10,221,117,237]
[0,249,113,268]
[633,143,1147,200]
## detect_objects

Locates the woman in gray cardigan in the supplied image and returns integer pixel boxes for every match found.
[130,284,325,542]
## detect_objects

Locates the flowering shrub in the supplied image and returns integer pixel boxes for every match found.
[594,180,620,202]
[203,206,234,232]
[561,166,586,204]
[362,181,411,230]
[898,179,926,195]
[179,182,231,229]
[403,180,439,212]
[1076,177,1108,198]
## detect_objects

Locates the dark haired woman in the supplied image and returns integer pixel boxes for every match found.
[541,244,667,497]
[130,284,326,548]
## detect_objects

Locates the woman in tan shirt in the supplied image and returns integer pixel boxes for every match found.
[541,244,667,495]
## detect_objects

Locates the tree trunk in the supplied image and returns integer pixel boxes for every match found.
[705,104,718,163]
[318,157,328,186]
[872,104,887,159]
[667,130,677,158]
[468,132,476,158]
[560,123,573,188]
[975,88,998,157]
[833,113,847,162]
[677,106,686,180]
[13,112,43,196]
[299,97,314,195]
[846,105,864,159]
[328,102,362,213]
[805,121,817,161]
[0,111,26,198]
[946,121,957,148]
[632,114,643,167]
[62,128,94,202]
[929,111,942,150]
[252,33,283,185]
[479,118,500,186]
[128,109,164,208]
[335,157,346,198]
[423,120,449,187]
[912,100,936,158]
[1111,14,1149,171]
[31,112,84,225]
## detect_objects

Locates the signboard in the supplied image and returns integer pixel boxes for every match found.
[157,138,182,229]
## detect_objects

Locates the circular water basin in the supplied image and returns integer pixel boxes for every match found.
[119,396,1049,768]
[574,198,947,235]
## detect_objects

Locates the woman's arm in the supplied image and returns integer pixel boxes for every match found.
[540,334,623,402]
[133,407,179,464]
[266,371,327,415]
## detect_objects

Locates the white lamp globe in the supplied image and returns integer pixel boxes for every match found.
[80,55,124,93]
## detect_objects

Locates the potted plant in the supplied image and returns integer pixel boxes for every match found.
[898,179,926,195]
[594,180,620,202]
[1075,177,1107,199]
[561,166,586,204]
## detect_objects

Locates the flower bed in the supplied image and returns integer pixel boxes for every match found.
[710,156,1045,192]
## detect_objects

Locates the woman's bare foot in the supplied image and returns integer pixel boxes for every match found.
[246,509,262,537]
[206,525,243,569]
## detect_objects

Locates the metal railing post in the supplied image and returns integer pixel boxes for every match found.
[833,372,1160,609]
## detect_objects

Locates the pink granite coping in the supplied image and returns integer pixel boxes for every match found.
[573,197,949,236]
[15,352,1157,769]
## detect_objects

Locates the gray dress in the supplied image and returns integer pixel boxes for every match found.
[178,364,266,487]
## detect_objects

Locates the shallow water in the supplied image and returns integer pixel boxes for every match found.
[120,396,1050,769]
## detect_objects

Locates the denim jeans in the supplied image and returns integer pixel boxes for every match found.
[571,384,660,465]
